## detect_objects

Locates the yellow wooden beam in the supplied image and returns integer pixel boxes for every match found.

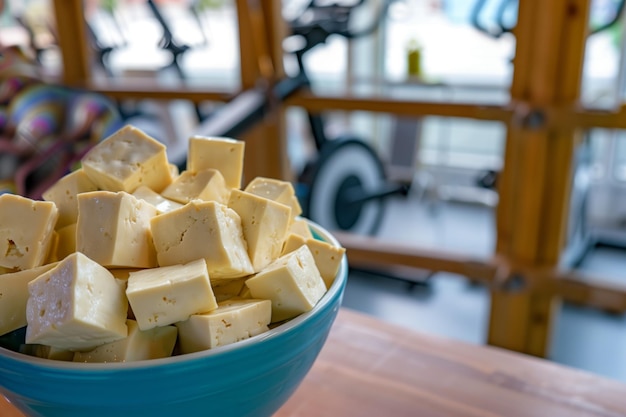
[52,0,91,85]
[287,92,513,122]
[489,0,591,358]
[333,231,499,284]
[87,82,234,103]
[235,0,289,182]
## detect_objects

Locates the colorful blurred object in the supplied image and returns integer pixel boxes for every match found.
[0,45,41,104]
[0,45,124,199]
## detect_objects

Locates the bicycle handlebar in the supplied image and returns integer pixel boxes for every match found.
[288,0,391,47]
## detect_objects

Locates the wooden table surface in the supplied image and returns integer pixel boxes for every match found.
[2,308,626,417]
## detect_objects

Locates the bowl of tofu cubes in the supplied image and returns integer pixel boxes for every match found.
[0,125,347,417]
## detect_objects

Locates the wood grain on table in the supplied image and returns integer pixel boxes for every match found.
[2,308,626,417]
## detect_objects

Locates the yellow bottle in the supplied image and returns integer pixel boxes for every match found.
[406,38,422,79]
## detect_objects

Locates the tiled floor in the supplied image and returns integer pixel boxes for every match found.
[340,193,626,384]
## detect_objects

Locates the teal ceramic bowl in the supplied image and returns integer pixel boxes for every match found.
[0,222,347,417]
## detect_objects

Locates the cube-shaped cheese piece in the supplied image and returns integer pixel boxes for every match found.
[150,200,253,278]
[108,268,142,281]
[245,245,326,323]
[132,185,183,214]
[288,218,313,239]
[44,231,60,264]
[187,136,245,189]
[77,191,158,268]
[73,320,177,362]
[25,252,128,351]
[212,277,246,302]
[108,269,137,319]
[0,266,15,275]
[161,168,229,204]
[55,223,77,261]
[238,285,252,299]
[108,268,139,319]
[0,262,58,336]
[281,233,346,288]
[81,125,173,193]
[0,194,58,270]
[176,298,271,353]
[244,177,302,218]
[20,344,75,361]
[228,189,291,272]
[126,258,217,330]
[42,169,98,228]
[168,163,180,179]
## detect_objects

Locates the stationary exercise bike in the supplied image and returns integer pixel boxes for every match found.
[195,0,409,236]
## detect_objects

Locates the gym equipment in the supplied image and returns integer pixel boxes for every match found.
[145,0,212,122]
[195,0,409,236]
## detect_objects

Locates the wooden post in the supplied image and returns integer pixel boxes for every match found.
[235,0,290,184]
[489,0,590,357]
[52,0,91,85]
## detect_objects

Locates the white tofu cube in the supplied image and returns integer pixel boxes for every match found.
[176,298,271,353]
[228,189,291,272]
[244,176,302,217]
[161,168,230,204]
[20,344,75,361]
[187,136,245,189]
[0,194,58,270]
[25,252,128,351]
[212,277,246,302]
[77,191,158,268]
[281,233,346,288]
[44,231,59,264]
[245,245,327,323]
[0,262,59,336]
[126,258,217,330]
[55,223,77,261]
[108,268,141,281]
[150,200,254,278]
[132,185,183,214]
[168,163,180,179]
[73,320,178,362]
[42,169,98,228]
[81,125,173,193]
[288,218,314,239]
[238,285,252,299]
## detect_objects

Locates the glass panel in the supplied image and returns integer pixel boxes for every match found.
[612,130,626,181]
[301,36,349,90]
[419,117,505,170]
[85,0,240,90]
[0,0,61,75]
[562,129,626,283]
[581,0,624,108]
[293,0,515,105]
[383,0,515,89]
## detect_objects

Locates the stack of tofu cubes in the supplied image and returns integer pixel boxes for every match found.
[0,125,345,363]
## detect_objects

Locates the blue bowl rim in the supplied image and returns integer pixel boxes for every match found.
[0,219,348,372]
